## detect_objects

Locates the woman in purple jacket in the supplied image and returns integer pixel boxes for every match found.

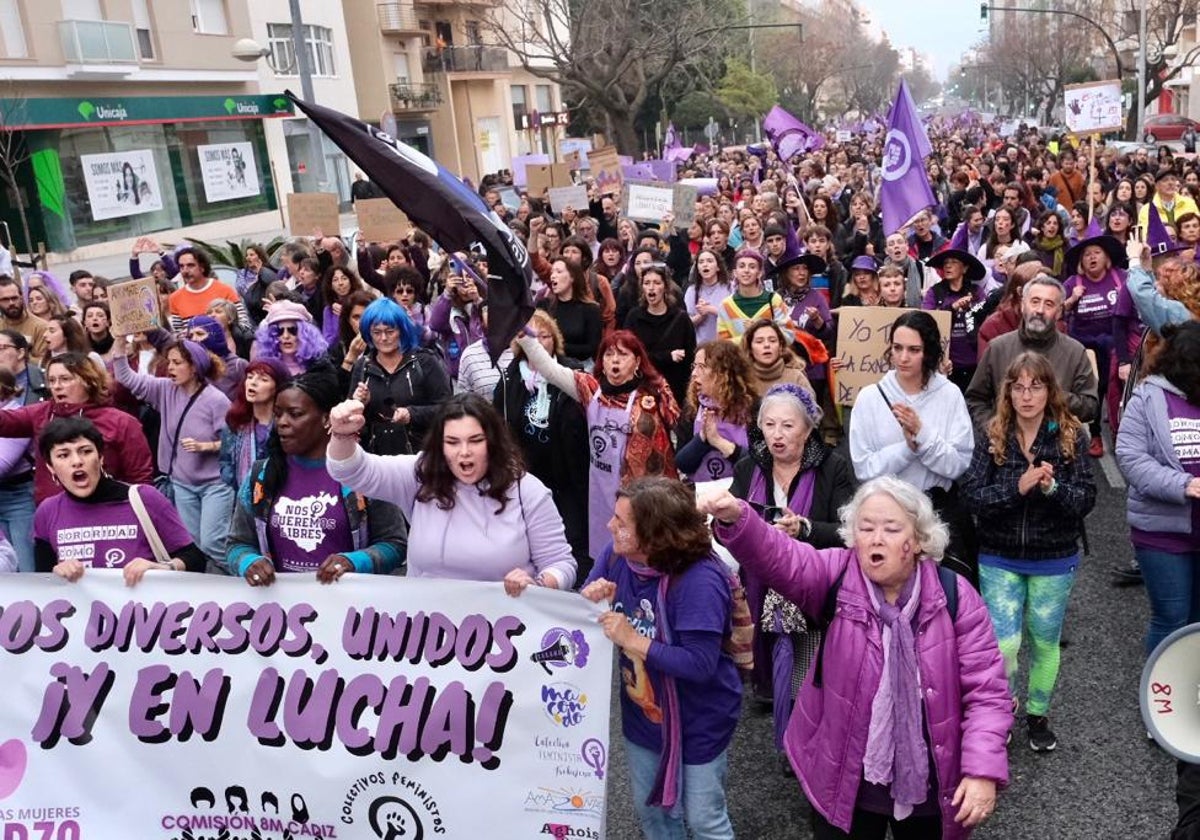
[701,476,1011,840]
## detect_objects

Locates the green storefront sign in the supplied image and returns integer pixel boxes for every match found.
[0,94,294,129]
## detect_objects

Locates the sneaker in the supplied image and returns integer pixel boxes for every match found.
[1088,435,1104,457]
[1027,715,1057,752]
[1111,565,1144,587]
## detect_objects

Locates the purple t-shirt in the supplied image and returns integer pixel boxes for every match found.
[1112,283,1146,361]
[34,485,193,568]
[1063,271,1122,345]
[922,282,980,368]
[1132,392,1200,552]
[268,457,352,572]
[587,545,742,764]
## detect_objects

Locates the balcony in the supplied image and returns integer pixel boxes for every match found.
[423,45,509,74]
[377,2,425,36]
[59,19,138,76]
[389,80,443,113]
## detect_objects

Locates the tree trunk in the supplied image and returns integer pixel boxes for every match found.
[610,111,640,156]
[0,167,35,266]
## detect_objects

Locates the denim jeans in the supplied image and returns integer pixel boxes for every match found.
[172,479,235,573]
[1136,546,1200,656]
[0,483,35,571]
[624,738,734,840]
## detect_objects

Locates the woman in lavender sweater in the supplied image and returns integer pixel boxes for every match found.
[327,392,576,591]
[113,332,233,572]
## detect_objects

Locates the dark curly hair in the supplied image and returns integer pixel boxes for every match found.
[1154,321,1200,404]
[617,477,713,575]
[415,393,525,513]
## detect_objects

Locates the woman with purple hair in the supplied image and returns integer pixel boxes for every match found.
[113,332,233,572]
[252,301,330,377]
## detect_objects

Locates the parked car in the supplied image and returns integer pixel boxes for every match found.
[1143,113,1200,143]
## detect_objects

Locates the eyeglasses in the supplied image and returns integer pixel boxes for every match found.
[1010,383,1047,396]
[0,344,17,351]
[272,324,298,337]
[370,327,399,338]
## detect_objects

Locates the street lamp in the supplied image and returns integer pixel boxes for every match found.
[232,0,328,190]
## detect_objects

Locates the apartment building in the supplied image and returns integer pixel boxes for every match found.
[341,0,568,185]
[0,0,303,259]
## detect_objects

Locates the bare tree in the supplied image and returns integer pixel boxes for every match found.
[0,82,35,267]
[761,11,854,124]
[483,0,740,152]
[1122,0,1200,137]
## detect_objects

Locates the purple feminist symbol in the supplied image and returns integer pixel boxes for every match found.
[581,738,606,780]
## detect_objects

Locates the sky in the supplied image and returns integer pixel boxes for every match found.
[858,0,987,81]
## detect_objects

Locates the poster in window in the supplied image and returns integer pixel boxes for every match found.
[80,150,165,221]
[198,142,261,203]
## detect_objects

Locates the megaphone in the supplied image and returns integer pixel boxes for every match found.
[1141,622,1200,760]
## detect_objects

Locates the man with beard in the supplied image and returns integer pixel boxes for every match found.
[0,276,47,359]
[965,274,1098,431]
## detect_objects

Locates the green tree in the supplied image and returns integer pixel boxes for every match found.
[715,58,777,123]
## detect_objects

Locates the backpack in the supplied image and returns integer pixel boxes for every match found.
[810,562,960,689]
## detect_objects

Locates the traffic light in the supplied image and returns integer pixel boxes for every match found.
[981,3,988,20]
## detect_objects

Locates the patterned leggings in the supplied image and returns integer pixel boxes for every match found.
[978,564,1076,717]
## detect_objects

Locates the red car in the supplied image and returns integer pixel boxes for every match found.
[1143,113,1200,143]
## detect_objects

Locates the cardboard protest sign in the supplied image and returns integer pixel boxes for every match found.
[548,185,590,213]
[106,276,162,335]
[1064,80,1123,136]
[511,153,551,188]
[356,197,410,243]
[526,164,554,197]
[834,307,951,405]
[287,192,339,237]
[587,146,623,195]
[672,183,699,230]
[622,181,674,223]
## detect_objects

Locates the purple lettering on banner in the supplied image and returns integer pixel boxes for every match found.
[375,675,434,760]
[424,612,458,667]
[472,681,512,769]
[246,667,285,745]
[30,662,114,748]
[128,665,230,742]
[341,608,526,674]
[128,664,176,741]
[280,603,317,657]
[336,673,385,752]
[486,615,525,673]
[282,668,345,749]
[419,679,471,759]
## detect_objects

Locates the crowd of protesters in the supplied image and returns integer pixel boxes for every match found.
[1,110,1199,840]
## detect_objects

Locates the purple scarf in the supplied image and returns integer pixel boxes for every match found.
[861,568,928,819]
[748,465,817,517]
[628,562,684,817]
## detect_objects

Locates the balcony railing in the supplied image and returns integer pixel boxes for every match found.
[389,81,443,113]
[59,19,137,64]
[377,2,424,35]
[423,45,509,74]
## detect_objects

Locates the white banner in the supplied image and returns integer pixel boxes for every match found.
[198,142,261,203]
[0,572,611,839]
[80,150,165,221]
[623,182,674,224]
[1064,79,1124,135]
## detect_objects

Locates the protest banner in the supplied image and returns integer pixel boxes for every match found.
[528,163,573,198]
[622,181,674,223]
[0,572,611,839]
[587,147,623,195]
[356,197,410,243]
[548,185,590,213]
[558,137,593,161]
[106,277,162,335]
[197,142,260,203]
[1063,80,1123,136]
[287,192,339,237]
[836,130,852,143]
[834,307,951,405]
[80,150,165,221]
[672,183,699,230]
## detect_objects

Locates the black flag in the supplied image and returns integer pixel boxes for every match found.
[286,91,533,362]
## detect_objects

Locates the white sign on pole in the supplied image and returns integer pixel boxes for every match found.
[198,142,261,203]
[1064,80,1124,135]
[0,572,612,839]
[548,185,590,213]
[80,150,165,221]
[623,182,675,223]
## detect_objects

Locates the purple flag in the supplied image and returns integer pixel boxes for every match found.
[286,91,532,362]
[763,105,822,161]
[664,121,678,151]
[879,80,937,236]
[662,121,694,161]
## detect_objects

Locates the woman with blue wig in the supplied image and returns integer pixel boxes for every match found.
[348,298,452,455]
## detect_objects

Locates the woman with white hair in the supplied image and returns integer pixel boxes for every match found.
[702,476,1011,840]
[728,382,856,759]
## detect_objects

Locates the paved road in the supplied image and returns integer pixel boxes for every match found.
[602,457,1179,838]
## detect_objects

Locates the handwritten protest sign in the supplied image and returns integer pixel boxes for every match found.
[1064,80,1123,136]
[0,572,611,839]
[106,277,162,335]
[287,192,339,237]
[587,146,623,195]
[623,181,674,223]
[356,197,410,243]
[672,183,699,230]
[834,307,951,405]
[549,185,590,213]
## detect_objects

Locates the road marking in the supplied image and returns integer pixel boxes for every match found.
[1098,451,1125,489]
